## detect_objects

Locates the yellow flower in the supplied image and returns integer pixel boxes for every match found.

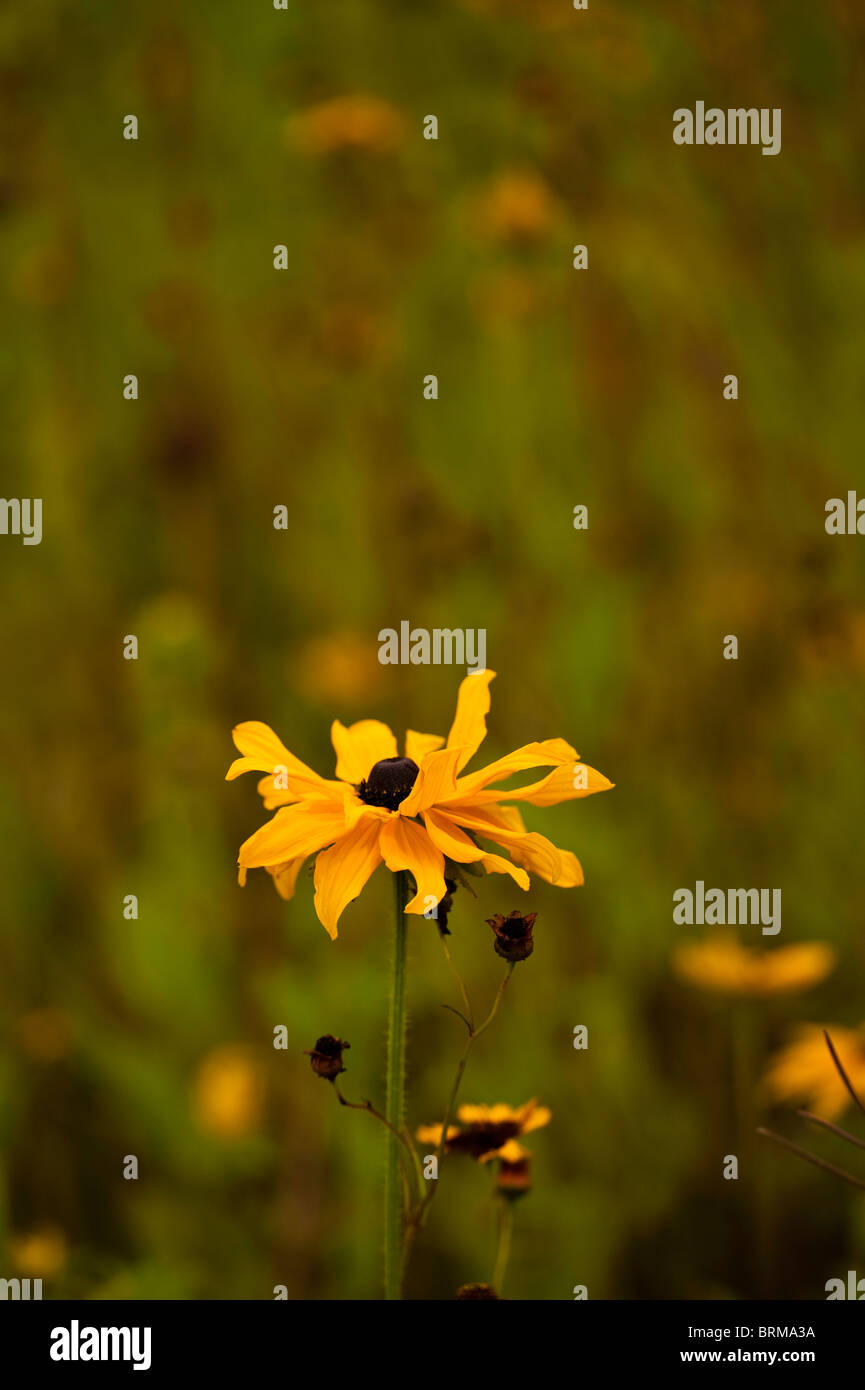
[416,1099,551,1160]
[8,1228,67,1278]
[673,936,836,997]
[193,1045,262,1138]
[287,94,406,155]
[228,671,612,938]
[763,1025,865,1120]
[472,169,557,245]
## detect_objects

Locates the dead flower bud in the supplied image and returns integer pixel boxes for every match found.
[496,1145,533,1201]
[487,910,537,963]
[435,877,458,935]
[304,1035,350,1081]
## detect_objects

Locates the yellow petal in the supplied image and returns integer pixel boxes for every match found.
[313,814,384,938]
[488,1139,530,1163]
[443,805,566,884]
[457,1103,505,1124]
[415,1123,459,1145]
[478,851,530,890]
[379,817,446,913]
[227,722,326,795]
[762,1025,865,1119]
[474,761,614,807]
[331,719,398,783]
[550,850,584,887]
[239,797,348,869]
[451,739,578,799]
[422,808,487,864]
[255,772,298,810]
[762,943,837,994]
[520,1103,552,1134]
[267,857,306,901]
[405,729,445,764]
[398,746,464,816]
[445,669,496,771]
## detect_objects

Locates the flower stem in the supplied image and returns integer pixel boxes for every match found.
[418,963,515,1224]
[492,1197,513,1293]
[384,870,410,1300]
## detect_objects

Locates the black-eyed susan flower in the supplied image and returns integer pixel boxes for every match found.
[416,1099,551,1160]
[227,671,612,938]
[673,936,836,997]
[763,1024,865,1120]
[455,1283,500,1299]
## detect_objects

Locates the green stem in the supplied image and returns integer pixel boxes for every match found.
[492,1198,513,1293]
[418,964,515,1223]
[384,870,410,1300]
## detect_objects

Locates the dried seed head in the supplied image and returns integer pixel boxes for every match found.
[304,1034,350,1081]
[487,910,537,962]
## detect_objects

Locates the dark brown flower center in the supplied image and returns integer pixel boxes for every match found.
[358,756,420,811]
[447,1121,521,1158]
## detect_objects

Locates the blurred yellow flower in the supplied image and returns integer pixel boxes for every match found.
[763,1025,865,1120]
[472,169,557,245]
[416,1098,551,1160]
[288,95,405,155]
[9,1228,67,1278]
[673,936,836,997]
[293,632,384,705]
[193,1045,262,1138]
[17,1007,72,1060]
[228,670,612,937]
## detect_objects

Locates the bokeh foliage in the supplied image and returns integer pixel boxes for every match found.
[1,0,865,1299]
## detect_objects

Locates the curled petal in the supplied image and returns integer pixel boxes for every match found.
[446,669,496,771]
[399,745,464,816]
[227,721,327,796]
[450,738,578,799]
[470,761,614,807]
[267,857,307,901]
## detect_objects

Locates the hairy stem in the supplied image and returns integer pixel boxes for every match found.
[384,870,410,1299]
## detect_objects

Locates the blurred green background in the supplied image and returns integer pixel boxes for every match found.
[2,0,865,1300]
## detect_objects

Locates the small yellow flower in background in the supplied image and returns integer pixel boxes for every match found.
[228,670,612,938]
[16,1007,73,1061]
[287,94,406,155]
[293,632,384,705]
[673,936,836,997]
[8,1228,67,1278]
[471,169,557,246]
[193,1045,263,1138]
[416,1099,551,1160]
[763,1025,865,1120]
